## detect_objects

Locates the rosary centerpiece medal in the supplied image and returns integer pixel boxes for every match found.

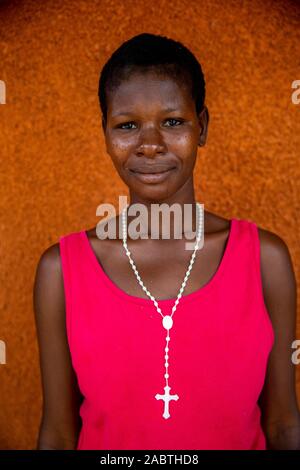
[121,203,203,419]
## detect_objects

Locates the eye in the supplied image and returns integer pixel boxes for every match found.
[116,122,136,130]
[164,118,184,127]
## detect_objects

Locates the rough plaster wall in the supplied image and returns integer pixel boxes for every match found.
[0,0,299,450]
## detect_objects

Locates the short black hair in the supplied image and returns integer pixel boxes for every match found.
[98,33,206,127]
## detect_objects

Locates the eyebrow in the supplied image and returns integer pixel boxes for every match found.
[111,107,182,118]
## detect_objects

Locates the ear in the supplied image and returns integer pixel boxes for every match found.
[198,105,209,147]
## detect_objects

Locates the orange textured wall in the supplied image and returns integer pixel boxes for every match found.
[0,0,299,450]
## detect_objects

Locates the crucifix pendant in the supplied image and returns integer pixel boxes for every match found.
[155,385,179,419]
[154,315,179,419]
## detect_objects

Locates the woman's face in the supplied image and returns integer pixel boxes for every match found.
[103,70,208,203]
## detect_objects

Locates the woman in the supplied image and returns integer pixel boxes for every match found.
[33,33,300,450]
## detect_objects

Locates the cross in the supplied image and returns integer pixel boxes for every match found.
[155,385,179,419]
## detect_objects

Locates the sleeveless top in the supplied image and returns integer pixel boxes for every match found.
[59,218,275,450]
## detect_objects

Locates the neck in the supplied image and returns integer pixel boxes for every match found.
[123,182,200,239]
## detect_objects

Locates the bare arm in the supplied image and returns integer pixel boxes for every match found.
[258,228,300,449]
[33,243,83,450]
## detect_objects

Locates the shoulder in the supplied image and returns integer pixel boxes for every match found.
[35,242,62,279]
[33,242,65,311]
[33,242,68,351]
[255,224,297,325]
[36,230,83,275]
[256,225,295,281]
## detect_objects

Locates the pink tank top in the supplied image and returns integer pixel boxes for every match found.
[59,218,274,450]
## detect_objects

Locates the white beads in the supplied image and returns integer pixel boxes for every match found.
[121,203,203,321]
[121,202,203,397]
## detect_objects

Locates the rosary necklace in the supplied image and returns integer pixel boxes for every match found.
[121,203,204,419]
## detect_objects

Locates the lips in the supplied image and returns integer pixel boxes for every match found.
[128,167,176,184]
[129,165,176,174]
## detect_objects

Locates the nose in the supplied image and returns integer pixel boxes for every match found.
[136,126,166,157]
